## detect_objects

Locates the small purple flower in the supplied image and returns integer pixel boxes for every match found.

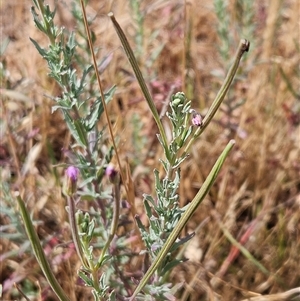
[65,166,79,195]
[105,164,119,184]
[66,166,79,182]
[191,111,203,127]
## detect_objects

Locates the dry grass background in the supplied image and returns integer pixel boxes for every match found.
[1,0,299,300]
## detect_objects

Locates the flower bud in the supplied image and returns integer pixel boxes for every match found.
[65,166,79,195]
[171,92,186,107]
[191,111,203,127]
[105,164,120,184]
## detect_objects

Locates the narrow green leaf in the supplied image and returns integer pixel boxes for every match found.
[17,196,71,301]
[161,258,186,274]
[30,38,47,57]
[184,39,250,152]
[63,111,86,148]
[169,232,195,253]
[78,270,94,286]
[108,12,170,161]
[74,119,88,147]
[84,85,117,130]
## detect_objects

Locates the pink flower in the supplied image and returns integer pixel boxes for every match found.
[105,164,119,184]
[192,112,203,127]
[65,166,79,195]
[66,166,79,181]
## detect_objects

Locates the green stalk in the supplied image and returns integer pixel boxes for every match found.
[67,195,89,268]
[17,196,71,301]
[97,179,121,268]
[184,39,250,153]
[108,12,171,161]
[129,139,235,300]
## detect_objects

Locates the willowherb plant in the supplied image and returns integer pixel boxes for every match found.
[16,0,249,300]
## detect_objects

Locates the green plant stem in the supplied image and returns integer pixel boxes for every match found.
[129,139,236,300]
[108,12,170,162]
[184,39,250,153]
[16,196,71,301]
[97,180,121,268]
[67,195,89,268]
